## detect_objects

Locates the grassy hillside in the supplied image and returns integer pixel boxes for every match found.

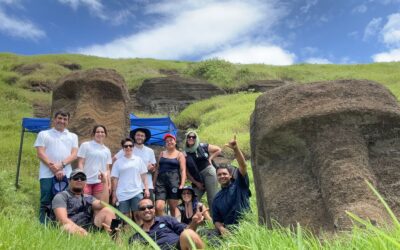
[2,53,400,249]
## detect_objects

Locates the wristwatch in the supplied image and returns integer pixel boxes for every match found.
[61,161,66,168]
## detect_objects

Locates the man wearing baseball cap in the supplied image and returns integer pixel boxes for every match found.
[52,169,116,236]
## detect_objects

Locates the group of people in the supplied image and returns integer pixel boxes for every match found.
[34,110,251,249]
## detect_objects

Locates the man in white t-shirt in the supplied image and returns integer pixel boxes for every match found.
[113,128,156,201]
[111,138,150,222]
[34,110,78,224]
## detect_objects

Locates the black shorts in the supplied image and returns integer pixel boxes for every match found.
[155,171,180,200]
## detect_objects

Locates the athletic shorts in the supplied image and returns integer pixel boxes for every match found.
[155,171,180,200]
[84,183,104,195]
[118,193,143,214]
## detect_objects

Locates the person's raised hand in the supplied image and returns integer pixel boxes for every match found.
[224,135,238,150]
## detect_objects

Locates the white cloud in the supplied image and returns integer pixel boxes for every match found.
[352,4,367,14]
[75,1,288,61]
[0,8,45,40]
[381,13,400,46]
[58,0,130,25]
[300,0,318,14]
[203,44,295,65]
[372,48,400,62]
[304,57,332,64]
[363,17,382,41]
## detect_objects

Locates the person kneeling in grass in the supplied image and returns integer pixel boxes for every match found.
[212,135,251,236]
[129,198,206,250]
[52,169,116,236]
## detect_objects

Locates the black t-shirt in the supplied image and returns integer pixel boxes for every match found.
[186,143,210,172]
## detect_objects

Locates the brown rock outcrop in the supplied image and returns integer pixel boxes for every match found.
[135,76,225,114]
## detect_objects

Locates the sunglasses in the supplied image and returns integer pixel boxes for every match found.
[182,192,192,195]
[71,176,86,181]
[123,144,133,148]
[187,136,196,139]
[138,205,154,211]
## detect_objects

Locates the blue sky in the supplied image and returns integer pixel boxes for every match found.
[1,0,400,65]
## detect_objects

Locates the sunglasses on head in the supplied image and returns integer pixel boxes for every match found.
[138,205,154,211]
[187,135,196,139]
[123,144,133,148]
[71,176,86,181]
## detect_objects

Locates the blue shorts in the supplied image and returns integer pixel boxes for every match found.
[118,193,143,214]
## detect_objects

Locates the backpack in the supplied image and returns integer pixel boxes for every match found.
[51,176,69,195]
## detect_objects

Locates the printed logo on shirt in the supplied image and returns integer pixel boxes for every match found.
[172,187,178,193]
[159,223,166,228]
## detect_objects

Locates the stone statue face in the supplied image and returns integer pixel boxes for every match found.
[251,80,400,232]
[52,69,130,153]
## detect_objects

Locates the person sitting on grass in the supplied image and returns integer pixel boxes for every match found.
[52,169,116,236]
[177,186,212,225]
[129,198,206,250]
[212,135,251,236]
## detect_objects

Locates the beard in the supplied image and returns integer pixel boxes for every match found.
[71,187,83,193]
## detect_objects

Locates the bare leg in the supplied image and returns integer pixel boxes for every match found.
[156,199,166,216]
[179,229,205,250]
[168,199,179,217]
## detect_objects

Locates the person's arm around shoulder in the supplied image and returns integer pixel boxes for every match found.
[207,144,221,165]
[53,193,88,236]
[225,135,247,176]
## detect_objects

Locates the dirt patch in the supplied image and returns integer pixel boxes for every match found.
[51,68,130,154]
[251,79,400,232]
[32,101,51,118]
[12,63,42,75]
[59,63,82,71]
[24,79,53,92]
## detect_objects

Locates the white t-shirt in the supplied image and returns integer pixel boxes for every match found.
[111,155,147,201]
[77,140,112,184]
[34,128,79,179]
[114,145,156,189]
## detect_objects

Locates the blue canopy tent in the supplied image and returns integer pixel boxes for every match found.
[15,114,177,188]
[129,114,177,146]
[15,118,51,188]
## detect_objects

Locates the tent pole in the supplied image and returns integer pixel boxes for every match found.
[15,126,25,189]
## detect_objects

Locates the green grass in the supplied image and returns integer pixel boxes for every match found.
[175,92,261,158]
[2,53,400,249]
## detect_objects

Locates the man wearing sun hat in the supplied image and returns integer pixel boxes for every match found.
[113,127,157,201]
[52,168,116,236]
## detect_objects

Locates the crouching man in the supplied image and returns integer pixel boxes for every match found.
[52,169,116,236]
[129,198,205,250]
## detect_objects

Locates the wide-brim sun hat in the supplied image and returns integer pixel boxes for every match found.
[130,128,151,143]
[179,185,197,197]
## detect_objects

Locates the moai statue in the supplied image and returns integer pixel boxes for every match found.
[52,68,130,153]
[251,79,400,232]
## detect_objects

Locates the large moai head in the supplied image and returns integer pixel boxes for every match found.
[52,68,130,153]
[251,79,400,232]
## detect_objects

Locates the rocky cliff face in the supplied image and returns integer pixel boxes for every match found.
[135,76,225,114]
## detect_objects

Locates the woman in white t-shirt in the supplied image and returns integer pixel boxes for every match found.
[77,125,112,201]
